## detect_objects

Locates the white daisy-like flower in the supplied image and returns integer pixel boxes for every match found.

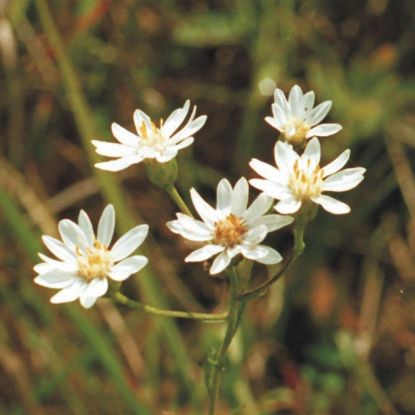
[265,84,342,145]
[92,100,207,171]
[167,177,293,275]
[34,205,149,309]
[250,137,366,215]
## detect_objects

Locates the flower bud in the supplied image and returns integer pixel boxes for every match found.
[145,158,178,189]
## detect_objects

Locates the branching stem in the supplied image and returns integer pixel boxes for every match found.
[113,291,227,322]
[207,267,247,414]
[239,223,305,300]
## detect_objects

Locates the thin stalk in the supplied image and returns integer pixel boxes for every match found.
[113,292,227,322]
[239,223,305,300]
[166,185,193,216]
[207,267,247,414]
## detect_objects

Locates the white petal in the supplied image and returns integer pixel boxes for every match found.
[322,168,365,192]
[97,204,115,246]
[111,224,149,261]
[274,88,290,116]
[274,141,297,174]
[33,262,51,274]
[249,158,285,184]
[231,177,249,216]
[251,214,293,232]
[59,219,89,251]
[139,145,158,159]
[209,251,232,275]
[244,193,273,224]
[161,100,190,137]
[249,179,291,200]
[79,295,98,309]
[285,123,297,138]
[265,116,283,132]
[242,225,268,245]
[275,198,302,214]
[34,262,54,274]
[109,255,148,281]
[303,137,321,167]
[185,244,224,262]
[227,245,241,258]
[50,279,86,304]
[169,115,207,143]
[170,137,194,151]
[92,140,134,158]
[254,246,283,264]
[216,178,232,213]
[35,253,78,273]
[322,149,350,177]
[34,270,77,288]
[133,109,152,134]
[271,103,288,126]
[190,188,219,225]
[78,210,95,246]
[167,222,212,242]
[155,147,178,163]
[307,123,342,138]
[167,214,212,239]
[309,100,332,125]
[240,244,268,260]
[302,91,315,114]
[312,195,350,214]
[111,123,139,146]
[95,155,143,171]
[85,278,108,297]
[288,85,303,117]
[42,236,76,262]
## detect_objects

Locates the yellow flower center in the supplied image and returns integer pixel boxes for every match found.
[138,120,167,153]
[283,119,310,144]
[213,214,248,247]
[77,240,113,281]
[289,158,324,200]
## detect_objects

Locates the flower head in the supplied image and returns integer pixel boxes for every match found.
[265,85,342,145]
[250,137,365,215]
[167,178,293,275]
[34,205,149,308]
[93,100,207,171]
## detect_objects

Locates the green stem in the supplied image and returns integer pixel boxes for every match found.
[207,267,247,414]
[166,185,193,216]
[293,223,305,254]
[239,223,305,300]
[113,292,227,322]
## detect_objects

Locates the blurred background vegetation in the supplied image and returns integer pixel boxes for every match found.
[1,0,415,413]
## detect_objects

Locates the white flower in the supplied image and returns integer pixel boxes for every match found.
[34,205,149,309]
[93,100,207,171]
[250,137,366,215]
[167,178,293,275]
[265,84,342,144]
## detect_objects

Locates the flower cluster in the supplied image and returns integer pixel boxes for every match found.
[34,85,365,307]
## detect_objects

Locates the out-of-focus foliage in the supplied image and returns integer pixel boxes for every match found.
[1,0,415,413]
